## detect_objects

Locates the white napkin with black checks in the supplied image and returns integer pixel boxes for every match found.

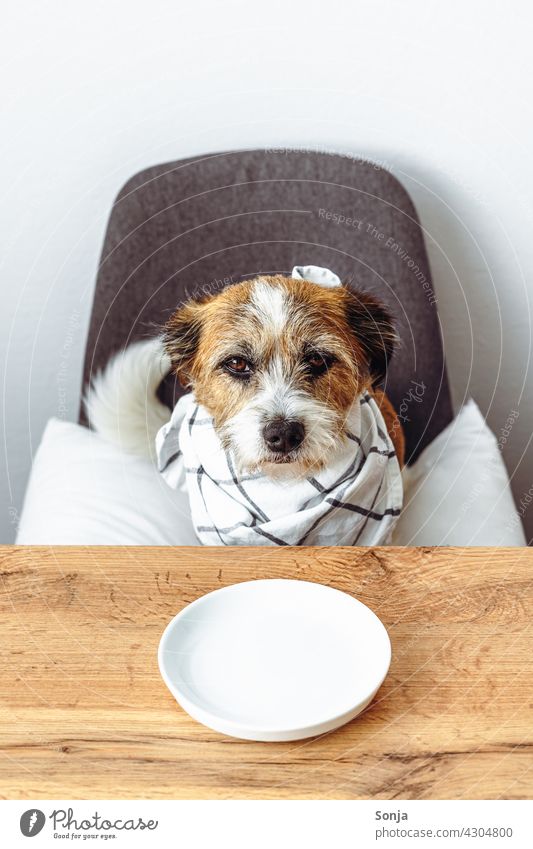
[156,391,403,546]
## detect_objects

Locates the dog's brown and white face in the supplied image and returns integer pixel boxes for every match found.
[164,275,395,476]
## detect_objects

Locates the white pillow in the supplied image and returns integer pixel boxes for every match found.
[16,418,198,545]
[393,399,526,546]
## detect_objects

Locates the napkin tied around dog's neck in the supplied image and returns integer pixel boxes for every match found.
[156,393,403,547]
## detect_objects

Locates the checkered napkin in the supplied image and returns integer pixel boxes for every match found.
[156,392,403,546]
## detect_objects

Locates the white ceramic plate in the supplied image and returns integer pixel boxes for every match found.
[158,578,391,742]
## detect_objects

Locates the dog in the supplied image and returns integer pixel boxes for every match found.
[86,270,404,545]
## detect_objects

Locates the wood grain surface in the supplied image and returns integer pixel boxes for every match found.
[0,545,532,800]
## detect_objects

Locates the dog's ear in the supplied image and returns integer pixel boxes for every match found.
[344,288,397,386]
[163,294,211,386]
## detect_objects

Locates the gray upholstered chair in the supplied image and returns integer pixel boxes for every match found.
[80,149,452,464]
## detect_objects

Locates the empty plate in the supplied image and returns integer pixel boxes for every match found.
[158,578,391,742]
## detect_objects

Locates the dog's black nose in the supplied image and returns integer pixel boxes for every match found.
[263,419,305,454]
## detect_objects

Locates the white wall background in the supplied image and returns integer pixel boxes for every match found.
[2,0,532,542]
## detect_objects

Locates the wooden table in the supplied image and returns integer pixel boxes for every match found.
[1,546,532,800]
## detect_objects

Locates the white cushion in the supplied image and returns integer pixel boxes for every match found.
[16,418,198,545]
[393,399,526,546]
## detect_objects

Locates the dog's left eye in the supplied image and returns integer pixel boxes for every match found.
[223,357,253,377]
[304,352,335,376]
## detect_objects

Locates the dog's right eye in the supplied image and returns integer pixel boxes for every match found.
[222,357,253,378]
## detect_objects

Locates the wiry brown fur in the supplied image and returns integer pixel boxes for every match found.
[164,274,405,470]
[373,387,405,466]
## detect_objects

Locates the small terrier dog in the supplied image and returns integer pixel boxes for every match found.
[162,274,404,474]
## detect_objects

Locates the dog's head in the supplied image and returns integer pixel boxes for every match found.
[164,275,396,476]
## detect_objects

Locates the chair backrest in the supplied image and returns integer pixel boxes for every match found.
[80,149,452,463]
